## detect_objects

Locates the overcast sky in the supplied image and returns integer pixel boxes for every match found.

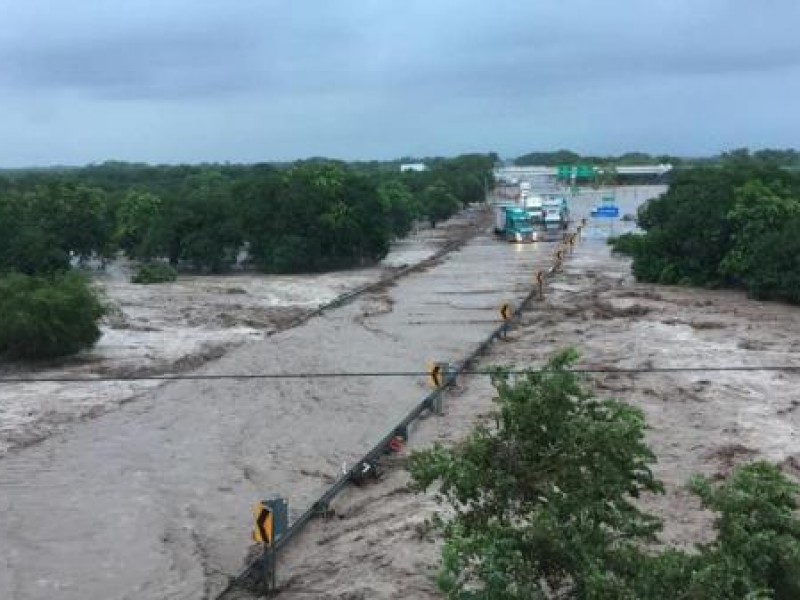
[1,0,799,166]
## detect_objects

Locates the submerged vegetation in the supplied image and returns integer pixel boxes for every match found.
[0,155,494,358]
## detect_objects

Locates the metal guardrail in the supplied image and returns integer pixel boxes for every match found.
[215,229,578,599]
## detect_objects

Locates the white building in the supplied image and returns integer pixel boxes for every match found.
[400,163,427,172]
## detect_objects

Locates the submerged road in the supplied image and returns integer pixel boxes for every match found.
[0,188,663,600]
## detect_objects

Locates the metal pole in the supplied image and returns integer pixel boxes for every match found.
[262,547,275,597]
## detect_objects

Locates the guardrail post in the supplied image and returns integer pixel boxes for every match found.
[431,391,443,415]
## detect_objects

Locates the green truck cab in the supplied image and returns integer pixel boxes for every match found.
[494,205,535,242]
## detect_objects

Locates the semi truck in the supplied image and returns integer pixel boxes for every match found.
[494,205,535,242]
[542,197,570,232]
[522,194,544,225]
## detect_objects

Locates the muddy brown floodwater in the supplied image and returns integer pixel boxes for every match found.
[0,213,477,458]
[11,185,791,600]
[0,198,567,600]
[263,187,800,600]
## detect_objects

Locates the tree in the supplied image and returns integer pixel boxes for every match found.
[515,149,581,167]
[152,170,242,272]
[409,350,800,599]
[409,350,663,599]
[31,182,113,260]
[115,190,163,260]
[378,179,420,238]
[0,271,106,360]
[623,156,800,301]
[686,463,800,598]
[423,181,460,228]
[0,191,69,274]
[720,179,800,292]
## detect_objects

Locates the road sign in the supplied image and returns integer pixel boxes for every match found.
[500,302,513,321]
[428,362,444,388]
[252,502,274,545]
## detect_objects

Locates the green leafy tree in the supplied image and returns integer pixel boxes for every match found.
[515,149,581,167]
[685,464,800,598]
[733,215,800,303]
[378,179,420,238]
[152,170,242,272]
[423,181,460,228]
[0,192,69,274]
[720,180,800,293]
[115,190,163,259]
[409,350,663,599]
[410,350,800,599]
[0,272,106,360]
[31,182,113,260]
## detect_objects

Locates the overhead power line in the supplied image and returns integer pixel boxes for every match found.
[1,365,799,385]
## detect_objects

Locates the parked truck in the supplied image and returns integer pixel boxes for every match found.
[522,194,544,226]
[542,196,570,232]
[494,205,535,242]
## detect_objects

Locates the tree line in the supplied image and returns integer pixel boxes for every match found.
[610,153,800,304]
[513,146,800,170]
[0,155,494,359]
[0,154,494,275]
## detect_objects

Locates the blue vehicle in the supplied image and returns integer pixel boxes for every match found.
[591,195,620,218]
[494,205,535,242]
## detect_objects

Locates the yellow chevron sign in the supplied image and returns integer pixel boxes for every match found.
[252,502,274,545]
[428,362,444,388]
[500,302,512,321]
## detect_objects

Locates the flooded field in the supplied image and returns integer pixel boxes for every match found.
[0,201,557,600]
[7,186,757,600]
[0,214,477,458]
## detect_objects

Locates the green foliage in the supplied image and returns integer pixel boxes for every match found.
[115,190,163,259]
[131,263,178,284]
[423,181,461,227]
[0,190,69,274]
[0,155,494,276]
[0,272,106,360]
[378,179,420,238]
[719,180,800,301]
[608,233,645,257]
[151,170,243,272]
[625,158,800,298]
[409,350,800,599]
[515,149,582,166]
[409,350,663,599]
[242,164,393,272]
[687,463,800,598]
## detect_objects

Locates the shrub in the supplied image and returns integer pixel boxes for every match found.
[131,263,178,284]
[0,272,106,360]
[608,232,645,256]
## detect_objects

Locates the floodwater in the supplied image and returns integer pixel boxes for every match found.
[255,185,800,599]
[0,188,667,599]
[0,216,457,458]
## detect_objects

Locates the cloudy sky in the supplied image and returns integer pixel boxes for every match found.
[1,0,798,166]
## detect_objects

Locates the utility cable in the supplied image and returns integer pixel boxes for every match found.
[1,365,799,384]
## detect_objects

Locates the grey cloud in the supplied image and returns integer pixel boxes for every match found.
[0,0,798,165]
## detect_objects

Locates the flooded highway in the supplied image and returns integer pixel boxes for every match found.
[0,188,665,599]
